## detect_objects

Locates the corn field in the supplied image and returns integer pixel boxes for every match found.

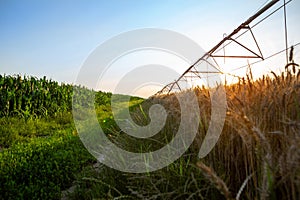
[0,75,73,118]
[0,75,114,119]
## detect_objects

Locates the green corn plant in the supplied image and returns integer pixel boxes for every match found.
[0,75,76,118]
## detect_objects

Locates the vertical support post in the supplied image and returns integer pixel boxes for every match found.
[283,0,289,64]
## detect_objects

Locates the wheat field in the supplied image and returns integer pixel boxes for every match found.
[117,67,300,200]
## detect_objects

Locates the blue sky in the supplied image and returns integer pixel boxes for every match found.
[0,0,299,96]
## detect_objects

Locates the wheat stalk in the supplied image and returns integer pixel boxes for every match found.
[196,161,233,200]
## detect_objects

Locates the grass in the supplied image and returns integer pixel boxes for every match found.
[0,85,143,199]
[0,128,95,200]
[68,67,300,199]
[0,112,74,148]
[1,66,299,199]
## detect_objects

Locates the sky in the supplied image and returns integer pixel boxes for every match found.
[0,0,300,97]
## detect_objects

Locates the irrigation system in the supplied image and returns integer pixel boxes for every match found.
[154,0,297,96]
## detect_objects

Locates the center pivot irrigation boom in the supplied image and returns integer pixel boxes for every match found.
[155,0,281,96]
